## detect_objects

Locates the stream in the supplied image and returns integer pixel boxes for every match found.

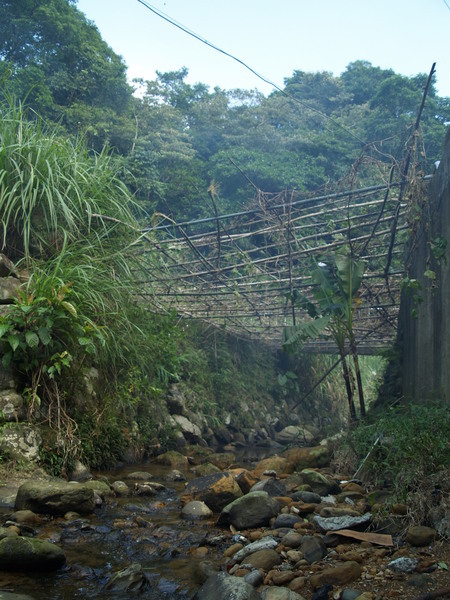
[0,449,271,599]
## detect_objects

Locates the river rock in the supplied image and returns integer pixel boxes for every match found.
[105,562,148,592]
[217,491,280,529]
[83,480,114,499]
[231,536,278,564]
[300,535,327,564]
[250,477,286,497]
[134,482,165,495]
[182,472,243,512]
[405,525,436,546]
[282,446,329,469]
[298,469,340,496]
[182,501,213,519]
[124,471,154,481]
[291,491,321,504]
[273,514,302,529]
[275,426,314,445]
[313,513,372,533]
[0,527,18,540]
[15,480,95,515]
[231,469,260,494]
[196,572,260,599]
[261,588,307,600]
[156,450,189,469]
[0,536,66,570]
[69,460,92,482]
[243,569,264,587]
[0,390,25,423]
[9,510,41,525]
[111,481,130,496]
[281,531,303,549]
[253,456,293,477]
[193,463,222,477]
[387,557,419,573]
[172,414,203,443]
[309,561,362,589]
[246,548,282,571]
[165,469,186,482]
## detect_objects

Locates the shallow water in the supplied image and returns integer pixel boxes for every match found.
[0,461,229,599]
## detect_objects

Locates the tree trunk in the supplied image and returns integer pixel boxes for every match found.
[350,336,366,417]
[339,347,356,421]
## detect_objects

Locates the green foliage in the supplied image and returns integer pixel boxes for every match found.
[0,0,132,148]
[0,95,138,261]
[345,398,450,498]
[0,271,103,411]
[283,253,368,420]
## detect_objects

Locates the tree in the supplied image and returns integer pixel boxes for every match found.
[0,0,133,149]
[283,252,367,421]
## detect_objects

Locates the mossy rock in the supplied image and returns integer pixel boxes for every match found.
[0,536,66,570]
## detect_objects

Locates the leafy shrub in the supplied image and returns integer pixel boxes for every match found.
[344,398,450,498]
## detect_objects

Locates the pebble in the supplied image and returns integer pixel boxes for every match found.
[387,557,419,573]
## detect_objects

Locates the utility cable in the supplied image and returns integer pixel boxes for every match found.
[135,0,367,146]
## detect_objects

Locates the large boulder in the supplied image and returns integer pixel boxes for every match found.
[15,480,95,515]
[250,478,286,497]
[217,491,280,529]
[0,254,17,278]
[195,572,259,600]
[171,414,203,444]
[0,277,21,302]
[181,472,243,513]
[0,536,66,571]
[275,426,314,445]
[0,425,41,462]
[252,456,293,477]
[155,450,189,469]
[0,390,25,423]
[281,446,330,470]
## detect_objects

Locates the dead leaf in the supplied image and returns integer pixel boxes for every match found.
[333,529,393,546]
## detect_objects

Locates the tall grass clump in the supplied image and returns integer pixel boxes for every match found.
[0,95,136,262]
[0,93,167,467]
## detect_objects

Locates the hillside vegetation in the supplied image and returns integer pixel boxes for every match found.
[0,0,449,475]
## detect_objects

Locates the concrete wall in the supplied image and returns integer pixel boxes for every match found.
[399,129,450,399]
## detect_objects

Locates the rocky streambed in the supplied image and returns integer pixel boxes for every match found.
[0,443,449,600]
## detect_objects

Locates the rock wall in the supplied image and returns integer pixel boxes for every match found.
[0,255,25,423]
[399,129,450,399]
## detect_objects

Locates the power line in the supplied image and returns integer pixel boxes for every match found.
[135,0,367,146]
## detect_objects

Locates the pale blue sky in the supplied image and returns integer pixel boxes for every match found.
[76,0,450,97]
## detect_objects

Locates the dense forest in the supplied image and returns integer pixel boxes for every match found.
[2,0,449,222]
[0,0,449,472]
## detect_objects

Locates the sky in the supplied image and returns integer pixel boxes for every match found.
[76,0,450,98]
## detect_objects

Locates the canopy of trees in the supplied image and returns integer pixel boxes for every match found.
[1,0,449,225]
